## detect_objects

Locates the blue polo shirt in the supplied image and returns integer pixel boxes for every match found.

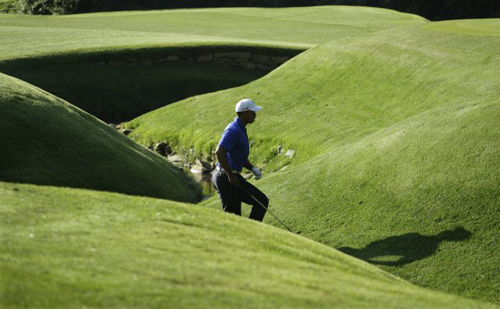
[217,117,249,172]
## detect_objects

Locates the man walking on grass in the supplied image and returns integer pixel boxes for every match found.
[212,99,269,222]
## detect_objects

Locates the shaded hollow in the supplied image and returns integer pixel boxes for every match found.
[0,46,304,123]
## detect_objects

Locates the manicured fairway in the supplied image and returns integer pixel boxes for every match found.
[1,5,498,307]
[127,20,500,303]
[0,6,427,122]
[0,6,427,60]
[422,18,500,36]
[0,181,496,308]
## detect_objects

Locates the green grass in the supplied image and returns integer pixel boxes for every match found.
[0,73,200,202]
[0,181,496,308]
[0,6,426,122]
[0,6,427,61]
[1,5,497,307]
[126,20,500,303]
[422,19,500,36]
[0,53,269,123]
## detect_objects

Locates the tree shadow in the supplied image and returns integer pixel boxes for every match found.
[337,227,472,266]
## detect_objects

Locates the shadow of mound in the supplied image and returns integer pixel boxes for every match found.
[338,227,472,266]
[0,46,302,123]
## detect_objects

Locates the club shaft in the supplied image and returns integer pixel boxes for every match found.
[241,186,293,232]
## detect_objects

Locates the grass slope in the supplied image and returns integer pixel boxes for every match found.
[0,181,496,308]
[0,73,200,202]
[0,55,269,123]
[0,6,427,61]
[126,20,500,303]
[0,6,426,122]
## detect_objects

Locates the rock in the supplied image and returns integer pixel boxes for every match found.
[216,52,251,60]
[271,56,289,64]
[217,58,235,66]
[252,54,269,63]
[277,145,284,155]
[190,165,204,174]
[196,159,212,170]
[285,149,295,159]
[245,63,256,70]
[198,54,214,62]
[165,145,172,155]
[281,165,289,171]
[109,61,127,66]
[190,159,213,174]
[233,52,251,60]
[167,155,183,163]
[257,64,276,71]
[109,123,117,129]
[154,142,172,157]
[122,129,132,136]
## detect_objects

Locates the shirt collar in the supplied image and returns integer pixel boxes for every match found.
[235,117,247,132]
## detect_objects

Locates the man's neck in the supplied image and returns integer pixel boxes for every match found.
[237,117,248,127]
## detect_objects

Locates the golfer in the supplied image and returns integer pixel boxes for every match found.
[212,99,269,222]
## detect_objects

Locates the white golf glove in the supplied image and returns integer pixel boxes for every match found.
[251,167,263,180]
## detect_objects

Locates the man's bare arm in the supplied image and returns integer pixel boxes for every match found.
[216,146,240,186]
[243,160,254,171]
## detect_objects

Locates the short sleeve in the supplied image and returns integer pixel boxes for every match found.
[218,129,240,152]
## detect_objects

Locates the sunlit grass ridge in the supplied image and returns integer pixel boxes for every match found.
[0,73,200,201]
[128,20,500,303]
[0,5,498,307]
[1,181,495,308]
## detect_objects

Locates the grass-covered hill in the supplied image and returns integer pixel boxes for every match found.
[0,6,427,59]
[0,6,427,122]
[126,19,500,303]
[0,73,200,202]
[1,5,497,307]
[1,181,496,308]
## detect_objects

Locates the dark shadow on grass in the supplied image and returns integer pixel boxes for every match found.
[337,227,472,266]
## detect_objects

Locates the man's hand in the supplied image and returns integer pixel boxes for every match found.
[251,167,263,180]
[217,146,241,186]
[228,173,241,187]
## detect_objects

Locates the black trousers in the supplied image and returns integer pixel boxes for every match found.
[212,170,268,222]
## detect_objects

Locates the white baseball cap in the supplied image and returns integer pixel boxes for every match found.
[235,99,263,113]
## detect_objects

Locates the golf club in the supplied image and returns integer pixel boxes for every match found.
[240,186,301,234]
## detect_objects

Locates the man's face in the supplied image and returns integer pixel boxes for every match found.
[242,111,257,124]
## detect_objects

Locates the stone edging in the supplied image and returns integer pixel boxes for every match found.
[96,51,291,71]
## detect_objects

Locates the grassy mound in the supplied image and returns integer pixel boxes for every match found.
[126,20,500,303]
[0,6,426,122]
[422,18,500,36]
[0,50,270,123]
[0,73,200,202]
[0,7,427,61]
[1,181,496,308]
